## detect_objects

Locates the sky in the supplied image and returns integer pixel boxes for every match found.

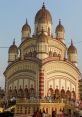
[0,0,82,88]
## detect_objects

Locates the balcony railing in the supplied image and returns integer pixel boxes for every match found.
[16,98,75,106]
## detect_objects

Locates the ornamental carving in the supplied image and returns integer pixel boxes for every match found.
[47,85,53,97]
[66,87,71,100]
[24,85,29,98]
[55,86,60,99]
[29,85,35,98]
[61,87,65,98]
[18,86,24,98]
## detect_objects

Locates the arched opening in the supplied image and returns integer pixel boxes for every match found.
[49,51,53,57]
[71,88,76,101]
[61,88,65,98]
[53,52,57,57]
[58,54,61,60]
[25,107,27,114]
[24,85,29,98]
[66,87,71,100]
[29,84,35,99]
[28,52,32,57]
[47,85,53,97]
[55,86,60,99]
[13,86,17,98]
[33,51,37,57]
[18,85,24,98]
[24,53,28,59]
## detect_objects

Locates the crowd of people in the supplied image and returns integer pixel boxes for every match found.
[32,109,65,117]
[0,97,16,109]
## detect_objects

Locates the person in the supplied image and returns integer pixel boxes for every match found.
[52,110,56,117]
[42,110,46,117]
[60,112,64,117]
[39,109,42,117]
[33,112,36,117]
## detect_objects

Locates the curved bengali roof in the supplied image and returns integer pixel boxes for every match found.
[22,19,31,33]
[8,40,18,53]
[37,30,48,43]
[68,40,77,54]
[35,3,52,24]
[55,20,65,32]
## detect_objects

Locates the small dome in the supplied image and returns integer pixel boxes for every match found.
[22,19,31,32]
[55,20,65,32]
[68,40,77,53]
[9,40,18,53]
[35,3,52,24]
[37,29,48,43]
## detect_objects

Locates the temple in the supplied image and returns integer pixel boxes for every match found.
[4,3,80,117]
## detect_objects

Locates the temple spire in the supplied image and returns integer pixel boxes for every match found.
[59,19,61,25]
[42,2,45,9]
[13,38,15,45]
[71,39,73,46]
[26,18,28,25]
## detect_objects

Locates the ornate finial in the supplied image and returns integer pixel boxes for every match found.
[26,18,28,24]
[71,39,73,46]
[42,2,45,9]
[50,85,52,88]
[59,19,61,25]
[56,85,58,89]
[13,38,15,45]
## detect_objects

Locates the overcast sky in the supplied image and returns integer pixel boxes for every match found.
[0,0,82,88]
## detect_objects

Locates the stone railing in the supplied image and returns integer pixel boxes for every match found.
[16,98,76,105]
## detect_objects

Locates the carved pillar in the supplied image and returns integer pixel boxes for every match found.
[39,69,44,98]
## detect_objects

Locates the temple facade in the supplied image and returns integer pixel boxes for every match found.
[4,3,80,116]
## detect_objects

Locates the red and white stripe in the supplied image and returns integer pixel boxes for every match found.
[39,70,44,97]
